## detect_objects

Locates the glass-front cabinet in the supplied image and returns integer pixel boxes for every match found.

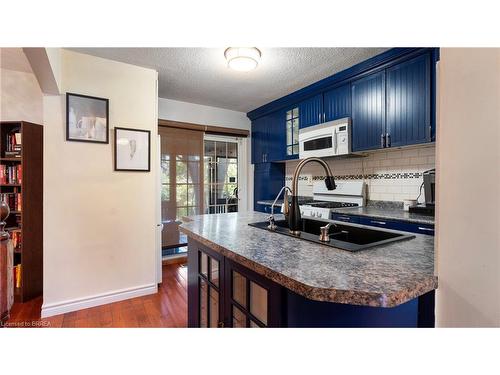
[188,239,281,328]
[285,107,300,157]
[195,245,223,328]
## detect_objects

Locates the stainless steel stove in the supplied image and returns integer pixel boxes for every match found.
[285,181,366,220]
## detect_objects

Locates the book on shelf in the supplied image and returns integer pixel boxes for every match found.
[0,164,22,184]
[14,264,22,289]
[6,130,22,153]
[4,151,21,158]
[0,193,22,212]
[10,229,21,250]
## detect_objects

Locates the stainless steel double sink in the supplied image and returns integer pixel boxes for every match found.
[249,218,415,252]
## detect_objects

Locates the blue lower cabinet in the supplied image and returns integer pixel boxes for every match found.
[256,204,273,214]
[331,213,360,224]
[286,289,434,328]
[355,216,435,236]
[188,238,282,328]
[188,238,435,328]
[253,163,285,212]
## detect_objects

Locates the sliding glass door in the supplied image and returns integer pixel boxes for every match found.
[159,126,203,251]
[204,137,239,214]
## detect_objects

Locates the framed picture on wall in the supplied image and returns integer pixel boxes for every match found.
[66,92,109,143]
[114,127,151,172]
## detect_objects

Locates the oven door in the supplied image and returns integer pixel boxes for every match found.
[299,131,335,159]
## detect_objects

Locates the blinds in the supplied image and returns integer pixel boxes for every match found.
[158,126,204,249]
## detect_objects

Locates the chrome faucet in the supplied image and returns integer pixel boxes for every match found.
[287,157,336,234]
[268,185,291,230]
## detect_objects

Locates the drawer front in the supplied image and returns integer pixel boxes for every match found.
[331,213,360,224]
[407,223,435,236]
[358,216,435,236]
[358,217,392,229]
[255,204,270,213]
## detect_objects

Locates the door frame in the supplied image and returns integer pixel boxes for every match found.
[203,134,248,213]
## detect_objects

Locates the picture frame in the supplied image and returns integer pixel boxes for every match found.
[114,127,151,172]
[66,92,109,143]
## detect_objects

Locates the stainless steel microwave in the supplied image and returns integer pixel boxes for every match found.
[299,118,351,159]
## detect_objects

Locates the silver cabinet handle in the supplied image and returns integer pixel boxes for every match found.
[370,220,387,225]
[418,227,434,231]
[381,133,385,148]
[337,216,350,221]
[386,133,391,148]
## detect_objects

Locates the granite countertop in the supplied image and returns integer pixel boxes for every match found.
[179,212,437,308]
[258,199,434,225]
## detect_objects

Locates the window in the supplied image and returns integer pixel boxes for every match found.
[286,107,299,155]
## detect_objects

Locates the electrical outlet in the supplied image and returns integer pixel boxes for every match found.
[307,175,313,186]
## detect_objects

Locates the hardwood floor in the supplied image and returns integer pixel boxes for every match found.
[4,264,188,328]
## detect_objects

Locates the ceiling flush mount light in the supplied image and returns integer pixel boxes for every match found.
[224,47,261,72]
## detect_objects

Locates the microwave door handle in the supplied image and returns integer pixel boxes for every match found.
[333,131,337,155]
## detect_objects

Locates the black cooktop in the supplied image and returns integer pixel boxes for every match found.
[307,201,359,209]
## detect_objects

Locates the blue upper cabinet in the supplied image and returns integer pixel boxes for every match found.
[249,49,437,157]
[323,83,351,122]
[267,110,286,162]
[351,70,386,152]
[251,116,268,163]
[386,53,431,147]
[251,110,287,163]
[298,94,323,128]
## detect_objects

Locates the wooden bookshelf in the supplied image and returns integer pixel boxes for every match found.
[0,121,43,303]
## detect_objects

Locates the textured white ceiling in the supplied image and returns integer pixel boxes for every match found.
[70,48,388,113]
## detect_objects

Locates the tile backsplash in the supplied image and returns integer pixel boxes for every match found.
[285,145,435,203]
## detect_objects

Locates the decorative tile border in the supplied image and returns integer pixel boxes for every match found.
[285,172,423,181]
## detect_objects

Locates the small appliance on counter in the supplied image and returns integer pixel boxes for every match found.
[298,117,352,159]
[281,181,366,219]
[409,169,436,216]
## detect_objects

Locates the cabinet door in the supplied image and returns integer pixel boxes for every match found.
[224,258,282,327]
[351,71,386,151]
[266,110,287,162]
[251,117,265,164]
[386,53,431,147]
[323,83,351,122]
[187,239,225,328]
[284,106,300,159]
[298,94,323,128]
[253,163,285,212]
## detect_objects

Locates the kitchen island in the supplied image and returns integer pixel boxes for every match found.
[180,212,437,328]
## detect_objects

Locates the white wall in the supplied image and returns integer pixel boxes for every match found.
[0,48,43,123]
[42,50,159,317]
[158,97,250,130]
[436,48,500,327]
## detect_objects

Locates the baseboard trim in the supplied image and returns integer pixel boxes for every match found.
[41,283,158,318]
